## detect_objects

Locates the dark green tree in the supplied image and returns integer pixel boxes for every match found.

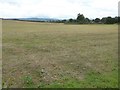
[94,18,101,23]
[76,13,86,24]
[101,17,106,24]
[106,17,115,24]
[85,18,90,24]
[69,18,74,22]
[114,17,118,23]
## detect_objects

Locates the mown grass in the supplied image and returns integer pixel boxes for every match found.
[2,20,118,88]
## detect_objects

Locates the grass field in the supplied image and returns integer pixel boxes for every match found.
[2,20,118,88]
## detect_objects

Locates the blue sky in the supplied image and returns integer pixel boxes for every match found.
[0,0,119,19]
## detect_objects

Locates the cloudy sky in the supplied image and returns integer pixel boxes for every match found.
[0,0,119,19]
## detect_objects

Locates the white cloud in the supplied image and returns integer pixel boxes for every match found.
[0,0,119,19]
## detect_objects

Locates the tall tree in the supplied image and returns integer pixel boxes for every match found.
[76,13,85,24]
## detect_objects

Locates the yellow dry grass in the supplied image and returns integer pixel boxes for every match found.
[2,20,118,88]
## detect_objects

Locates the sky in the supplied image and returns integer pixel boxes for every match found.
[0,0,119,19]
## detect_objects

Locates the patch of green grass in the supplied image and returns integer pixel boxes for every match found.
[38,76,81,88]
[79,70,118,88]
[23,76,35,88]
[37,70,118,88]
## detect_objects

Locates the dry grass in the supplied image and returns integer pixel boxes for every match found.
[2,20,118,88]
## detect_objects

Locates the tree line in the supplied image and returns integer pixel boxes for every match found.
[3,13,119,24]
[53,13,119,24]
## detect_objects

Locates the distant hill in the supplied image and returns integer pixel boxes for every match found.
[3,18,60,22]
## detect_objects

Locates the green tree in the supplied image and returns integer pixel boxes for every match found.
[76,13,85,24]
[114,17,118,23]
[85,18,90,24]
[101,17,106,24]
[106,17,115,24]
[94,18,101,23]
[69,18,74,22]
